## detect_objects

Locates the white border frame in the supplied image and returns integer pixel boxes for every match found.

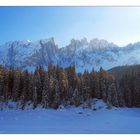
[0,134,140,140]
[0,0,140,140]
[0,0,140,6]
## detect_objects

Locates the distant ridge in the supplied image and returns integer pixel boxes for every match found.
[0,37,140,72]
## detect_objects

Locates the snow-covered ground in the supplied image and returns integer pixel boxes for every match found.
[0,100,140,134]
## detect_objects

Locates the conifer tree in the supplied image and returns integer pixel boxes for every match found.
[33,86,38,109]
[41,74,50,108]
[72,88,81,107]
[99,67,107,101]
[12,69,20,101]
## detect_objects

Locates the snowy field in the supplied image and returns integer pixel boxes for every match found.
[0,100,140,134]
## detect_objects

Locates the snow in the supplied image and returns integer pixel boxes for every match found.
[0,100,140,134]
[27,40,31,43]
[1,38,140,72]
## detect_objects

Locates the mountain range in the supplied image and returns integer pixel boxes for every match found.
[0,37,140,72]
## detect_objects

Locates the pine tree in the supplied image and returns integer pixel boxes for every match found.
[0,96,4,110]
[116,81,125,107]
[22,70,30,104]
[57,68,68,102]
[68,86,74,105]
[33,86,38,109]
[99,67,107,101]
[122,75,132,107]
[131,72,140,107]
[41,74,50,108]
[110,82,119,107]
[52,80,61,109]
[106,84,112,108]
[34,68,42,103]
[12,69,20,101]
[7,68,14,99]
[66,65,77,89]
[92,72,100,99]
[72,88,81,107]
[3,70,9,102]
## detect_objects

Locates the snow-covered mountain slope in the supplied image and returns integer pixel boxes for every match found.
[0,37,140,72]
[0,38,59,71]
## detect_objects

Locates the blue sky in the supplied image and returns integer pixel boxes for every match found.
[0,7,140,47]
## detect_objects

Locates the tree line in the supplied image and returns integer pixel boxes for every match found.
[0,64,140,109]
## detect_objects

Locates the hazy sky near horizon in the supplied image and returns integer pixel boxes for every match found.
[0,7,140,47]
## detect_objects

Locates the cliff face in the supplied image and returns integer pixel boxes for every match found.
[0,37,140,72]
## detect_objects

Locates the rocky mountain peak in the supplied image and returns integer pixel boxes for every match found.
[0,37,140,72]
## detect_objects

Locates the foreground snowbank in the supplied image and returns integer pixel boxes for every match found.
[0,100,140,134]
